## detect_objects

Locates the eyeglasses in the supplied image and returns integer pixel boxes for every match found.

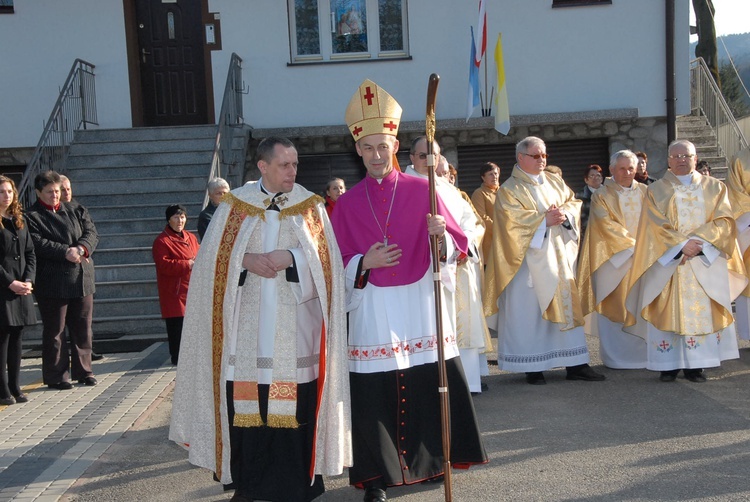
[588,173,603,179]
[668,154,695,160]
[522,153,549,160]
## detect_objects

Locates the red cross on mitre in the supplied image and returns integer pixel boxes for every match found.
[363,86,375,106]
[659,340,669,350]
[383,120,397,131]
[687,338,696,347]
[352,125,363,137]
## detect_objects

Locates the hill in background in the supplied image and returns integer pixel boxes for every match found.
[690,32,750,115]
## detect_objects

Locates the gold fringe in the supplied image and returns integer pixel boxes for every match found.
[225,192,325,222]
[267,414,300,429]
[233,413,265,428]
[225,193,267,221]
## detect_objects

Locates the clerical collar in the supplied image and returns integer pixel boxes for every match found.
[39,200,61,212]
[675,172,694,186]
[258,179,273,195]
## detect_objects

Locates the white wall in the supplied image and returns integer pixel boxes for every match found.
[0,0,132,147]
[211,0,691,130]
[0,0,690,148]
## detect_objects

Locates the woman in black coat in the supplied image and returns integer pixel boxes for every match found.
[26,171,98,390]
[0,176,36,405]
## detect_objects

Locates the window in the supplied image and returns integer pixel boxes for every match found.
[289,0,409,63]
[0,0,14,14]
[552,0,611,7]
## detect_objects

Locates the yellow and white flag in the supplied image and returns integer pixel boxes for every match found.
[494,33,510,135]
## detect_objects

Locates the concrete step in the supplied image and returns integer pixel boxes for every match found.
[95,247,153,266]
[86,202,203,221]
[95,263,155,282]
[93,216,197,235]
[676,124,716,136]
[90,316,166,336]
[65,151,212,169]
[74,125,216,143]
[96,232,163,249]
[75,190,204,208]
[72,176,207,196]
[94,279,158,300]
[94,296,162,318]
[66,163,212,181]
[68,138,216,157]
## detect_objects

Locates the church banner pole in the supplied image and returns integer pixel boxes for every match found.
[425,72,453,502]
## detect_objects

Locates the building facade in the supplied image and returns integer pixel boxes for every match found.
[0,0,690,194]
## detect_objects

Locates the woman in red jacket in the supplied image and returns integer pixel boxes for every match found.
[152,204,199,365]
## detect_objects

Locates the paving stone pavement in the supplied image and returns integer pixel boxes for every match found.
[0,343,174,502]
[3,338,750,501]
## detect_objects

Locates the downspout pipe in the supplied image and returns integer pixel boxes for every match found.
[666,0,676,144]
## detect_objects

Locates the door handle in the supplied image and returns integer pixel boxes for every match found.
[141,48,151,63]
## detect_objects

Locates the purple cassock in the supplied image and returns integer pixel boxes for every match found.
[331,168,468,285]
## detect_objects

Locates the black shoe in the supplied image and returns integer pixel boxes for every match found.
[364,487,387,502]
[229,492,253,502]
[0,396,14,405]
[422,474,444,484]
[12,393,28,403]
[78,376,98,386]
[48,381,73,390]
[566,364,606,381]
[481,382,489,391]
[659,370,679,382]
[92,352,104,361]
[684,369,706,383]
[525,372,546,385]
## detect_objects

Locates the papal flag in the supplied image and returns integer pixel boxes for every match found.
[494,33,510,135]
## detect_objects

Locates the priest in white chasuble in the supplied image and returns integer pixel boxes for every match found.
[578,150,647,369]
[725,147,750,340]
[624,140,747,383]
[169,137,352,502]
[483,136,606,386]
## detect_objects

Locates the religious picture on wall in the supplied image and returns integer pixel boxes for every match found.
[332,0,367,54]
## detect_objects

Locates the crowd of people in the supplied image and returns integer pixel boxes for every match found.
[3,78,747,502]
[167,77,750,502]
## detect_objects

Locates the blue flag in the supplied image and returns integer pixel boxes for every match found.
[466,26,480,122]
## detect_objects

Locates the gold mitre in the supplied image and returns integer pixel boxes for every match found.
[345,79,402,140]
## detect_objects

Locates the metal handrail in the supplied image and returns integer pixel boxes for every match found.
[204,53,246,208]
[689,57,749,162]
[18,59,97,208]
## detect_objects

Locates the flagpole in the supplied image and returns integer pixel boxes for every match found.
[483,52,489,116]
[425,73,453,502]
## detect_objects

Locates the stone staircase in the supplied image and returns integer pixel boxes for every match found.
[26,124,249,352]
[676,114,728,179]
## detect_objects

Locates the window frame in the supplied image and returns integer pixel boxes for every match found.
[0,0,14,14]
[552,0,612,7]
[288,0,409,65]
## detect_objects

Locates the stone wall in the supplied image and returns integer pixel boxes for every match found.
[246,108,670,180]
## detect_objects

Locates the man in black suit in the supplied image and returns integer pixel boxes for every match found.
[59,175,103,361]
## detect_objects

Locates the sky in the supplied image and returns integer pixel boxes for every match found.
[689,0,750,39]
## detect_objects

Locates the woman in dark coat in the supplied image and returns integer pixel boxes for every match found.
[0,176,36,405]
[26,171,99,390]
[152,204,199,365]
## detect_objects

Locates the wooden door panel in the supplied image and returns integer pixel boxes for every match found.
[135,0,207,126]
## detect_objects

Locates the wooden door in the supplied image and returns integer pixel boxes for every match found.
[135,0,208,126]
